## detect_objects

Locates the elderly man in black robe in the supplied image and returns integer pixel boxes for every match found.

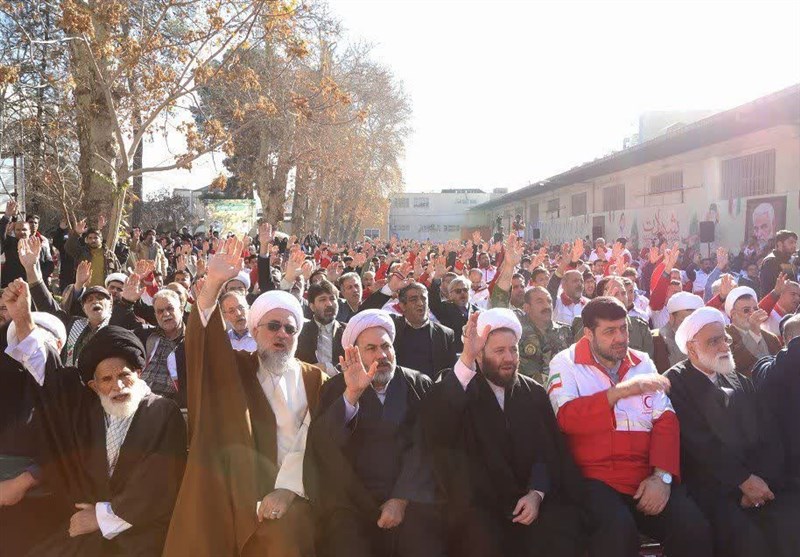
[419,308,584,557]
[2,278,186,557]
[665,307,800,557]
[308,309,445,557]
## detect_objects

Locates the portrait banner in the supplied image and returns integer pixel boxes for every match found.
[744,195,787,248]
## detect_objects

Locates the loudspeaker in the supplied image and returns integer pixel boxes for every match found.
[699,221,715,243]
[532,228,541,239]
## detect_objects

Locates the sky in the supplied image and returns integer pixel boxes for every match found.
[142,0,800,197]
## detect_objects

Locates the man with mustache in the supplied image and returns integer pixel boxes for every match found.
[724,286,781,377]
[548,296,712,557]
[307,309,445,557]
[19,237,112,367]
[164,237,325,557]
[491,235,572,385]
[220,290,257,352]
[65,218,123,287]
[419,309,584,557]
[3,279,186,557]
[665,307,800,557]
[296,280,345,376]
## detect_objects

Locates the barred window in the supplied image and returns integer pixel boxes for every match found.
[546,198,559,212]
[721,150,775,199]
[603,184,625,211]
[392,197,409,208]
[364,228,380,238]
[413,197,430,208]
[649,171,683,194]
[571,192,587,216]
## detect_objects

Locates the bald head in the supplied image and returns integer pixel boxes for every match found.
[782,313,800,344]
[561,270,583,302]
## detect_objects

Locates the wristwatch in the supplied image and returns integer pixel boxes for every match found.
[655,471,673,485]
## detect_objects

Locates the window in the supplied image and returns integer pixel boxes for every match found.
[721,149,775,199]
[364,228,380,238]
[546,198,560,218]
[413,197,430,208]
[571,192,587,216]
[649,171,683,195]
[444,224,461,232]
[602,184,625,211]
[390,224,410,232]
[528,202,539,225]
[392,197,409,208]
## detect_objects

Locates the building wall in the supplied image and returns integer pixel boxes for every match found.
[474,124,800,251]
[389,191,494,242]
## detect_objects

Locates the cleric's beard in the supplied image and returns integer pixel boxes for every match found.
[99,379,150,419]
[259,347,298,377]
[698,348,736,376]
[372,361,396,388]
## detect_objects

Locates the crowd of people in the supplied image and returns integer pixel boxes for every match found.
[1,197,799,557]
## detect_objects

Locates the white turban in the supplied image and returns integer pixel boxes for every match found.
[724,286,757,317]
[247,290,304,337]
[7,311,67,348]
[104,273,127,287]
[674,306,727,355]
[228,270,251,291]
[477,308,523,341]
[342,309,396,348]
[666,292,704,314]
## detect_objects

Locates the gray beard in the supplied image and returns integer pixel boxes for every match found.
[372,362,396,388]
[99,379,150,418]
[258,348,298,377]
[697,349,736,376]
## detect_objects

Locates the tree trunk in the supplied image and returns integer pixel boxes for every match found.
[70,26,118,230]
[130,118,143,227]
[291,164,310,235]
[254,127,289,227]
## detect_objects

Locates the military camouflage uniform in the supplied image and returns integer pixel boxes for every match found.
[490,285,573,385]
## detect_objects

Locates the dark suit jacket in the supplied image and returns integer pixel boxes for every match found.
[391,314,457,378]
[665,360,786,505]
[358,289,391,312]
[753,337,800,487]
[295,319,345,369]
[727,325,782,378]
[427,280,478,352]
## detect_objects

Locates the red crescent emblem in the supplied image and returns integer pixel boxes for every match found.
[643,395,654,409]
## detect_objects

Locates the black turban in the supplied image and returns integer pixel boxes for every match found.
[78,326,146,383]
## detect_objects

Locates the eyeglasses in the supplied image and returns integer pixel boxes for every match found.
[257,321,299,336]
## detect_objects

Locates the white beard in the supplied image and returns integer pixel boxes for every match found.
[99,379,150,418]
[259,348,299,378]
[698,348,736,376]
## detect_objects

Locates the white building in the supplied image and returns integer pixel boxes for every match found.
[389,188,505,242]
[471,84,800,252]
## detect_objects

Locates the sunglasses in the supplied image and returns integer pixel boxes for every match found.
[258,321,299,336]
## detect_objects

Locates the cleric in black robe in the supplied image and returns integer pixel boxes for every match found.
[2,278,186,557]
[753,316,800,488]
[665,307,800,557]
[419,309,584,557]
[307,309,445,557]
[0,312,69,557]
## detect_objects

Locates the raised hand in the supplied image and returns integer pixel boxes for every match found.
[206,236,244,287]
[773,272,788,296]
[74,218,87,236]
[122,273,144,303]
[2,278,32,325]
[532,247,547,269]
[716,247,729,270]
[17,237,42,270]
[459,311,490,368]
[301,259,314,281]
[75,260,93,289]
[340,346,377,405]
[649,246,660,265]
[4,199,18,218]
[176,254,187,272]
[503,232,523,269]
[134,259,155,277]
[748,308,769,333]
[258,223,273,249]
[283,249,306,284]
[720,273,734,299]
[663,243,680,271]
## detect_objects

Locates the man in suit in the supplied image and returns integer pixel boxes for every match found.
[308,309,445,557]
[3,279,186,557]
[296,280,344,377]
[753,314,800,489]
[428,276,479,352]
[724,286,781,377]
[666,307,800,557]
[390,282,457,379]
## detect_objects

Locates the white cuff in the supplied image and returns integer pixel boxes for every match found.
[343,396,359,423]
[5,326,51,386]
[95,502,133,540]
[534,490,545,502]
[380,284,393,296]
[453,359,477,391]
[198,306,215,328]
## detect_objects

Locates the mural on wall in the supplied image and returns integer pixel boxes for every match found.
[744,195,787,251]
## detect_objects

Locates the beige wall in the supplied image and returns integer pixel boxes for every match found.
[476,124,800,250]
